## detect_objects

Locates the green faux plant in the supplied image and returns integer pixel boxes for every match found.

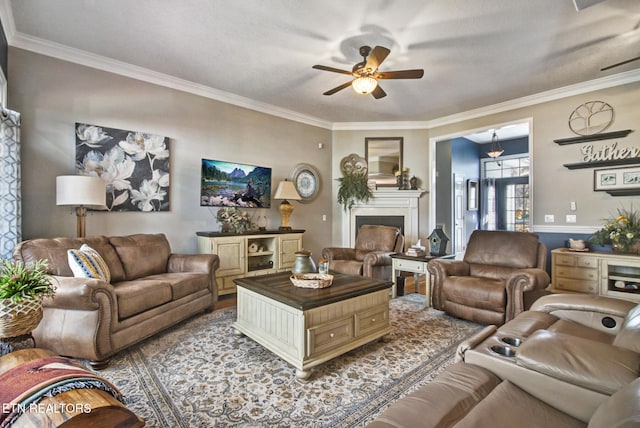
[337,170,373,211]
[0,259,55,304]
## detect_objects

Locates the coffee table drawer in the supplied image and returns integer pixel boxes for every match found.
[307,317,354,357]
[355,304,389,337]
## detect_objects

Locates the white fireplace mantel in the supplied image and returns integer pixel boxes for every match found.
[342,188,425,248]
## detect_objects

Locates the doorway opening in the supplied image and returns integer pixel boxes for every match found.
[428,119,532,255]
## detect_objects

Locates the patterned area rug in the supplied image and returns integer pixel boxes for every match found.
[93,294,482,427]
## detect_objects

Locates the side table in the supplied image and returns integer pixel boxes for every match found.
[391,253,455,307]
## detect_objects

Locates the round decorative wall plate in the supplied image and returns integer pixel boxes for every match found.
[568,101,614,136]
[289,163,320,203]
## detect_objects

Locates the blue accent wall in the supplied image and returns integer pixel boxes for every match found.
[452,137,481,243]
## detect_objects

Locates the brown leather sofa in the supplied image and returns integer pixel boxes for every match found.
[367,362,640,428]
[427,230,550,325]
[367,294,640,427]
[12,233,219,368]
[321,225,404,280]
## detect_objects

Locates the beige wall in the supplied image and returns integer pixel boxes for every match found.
[9,46,640,256]
[9,48,333,256]
[332,81,640,245]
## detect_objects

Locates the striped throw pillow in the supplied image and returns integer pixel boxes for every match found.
[67,244,111,282]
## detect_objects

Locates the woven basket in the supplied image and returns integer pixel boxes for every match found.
[0,297,43,339]
[290,274,334,289]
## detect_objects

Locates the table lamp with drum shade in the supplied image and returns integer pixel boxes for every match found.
[273,179,301,231]
[56,175,106,237]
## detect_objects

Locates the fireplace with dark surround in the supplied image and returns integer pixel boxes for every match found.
[355,215,405,237]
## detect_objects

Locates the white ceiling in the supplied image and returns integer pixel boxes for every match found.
[3,0,640,132]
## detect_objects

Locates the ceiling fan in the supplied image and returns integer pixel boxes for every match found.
[312,45,424,99]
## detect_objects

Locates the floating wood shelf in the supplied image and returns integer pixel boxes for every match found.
[606,189,640,197]
[554,129,633,145]
[563,157,640,170]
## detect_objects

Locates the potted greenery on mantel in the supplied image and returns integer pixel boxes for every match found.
[337,153,373,211]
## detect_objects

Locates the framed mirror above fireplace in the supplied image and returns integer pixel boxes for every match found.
[365,137,403,187]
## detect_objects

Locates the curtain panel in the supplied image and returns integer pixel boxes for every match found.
[0,107,21,260]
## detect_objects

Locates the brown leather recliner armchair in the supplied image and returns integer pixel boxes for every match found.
[321,225,404,281]
[427,230,550,325]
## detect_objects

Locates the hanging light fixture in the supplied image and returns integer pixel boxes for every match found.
[487,131,504,159]
[352,76,378,94]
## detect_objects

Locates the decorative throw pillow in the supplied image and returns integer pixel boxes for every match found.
[67,244,111,283]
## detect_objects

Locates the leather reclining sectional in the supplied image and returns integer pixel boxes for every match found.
[367,294,640,427]
[12,233,219,368]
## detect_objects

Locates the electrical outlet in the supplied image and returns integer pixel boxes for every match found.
[544,215,555,223]
[322,214,327,221]
[570,201,577,211]
[566,214,577,223]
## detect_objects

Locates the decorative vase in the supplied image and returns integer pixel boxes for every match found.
[291,250,317,274]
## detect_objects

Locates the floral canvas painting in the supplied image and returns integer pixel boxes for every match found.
[75,123,170,212]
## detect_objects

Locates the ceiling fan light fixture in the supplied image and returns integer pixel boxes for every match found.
[352,76,378,94]
[487,132,504,159]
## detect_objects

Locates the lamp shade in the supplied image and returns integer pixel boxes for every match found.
[56,175,106,207]
[274,180,301,201]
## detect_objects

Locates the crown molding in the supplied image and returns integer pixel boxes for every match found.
[333,69,640,131]
[2,0,638,133]
[7,30,334,130]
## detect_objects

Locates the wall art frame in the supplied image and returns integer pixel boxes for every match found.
[594,165,640,196]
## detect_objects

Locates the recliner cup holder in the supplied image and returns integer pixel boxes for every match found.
[501,337,522,347]
[490,345,516,357]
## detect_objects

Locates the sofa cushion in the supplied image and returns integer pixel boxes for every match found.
[12,236,126,282]
[516,330,640,395]
[329,260,363,276]
[548,319,615,345]
[455,380,586,428]
[464,230,540,269]
[366,363,502,428]
[443,276,506,313]
[109,234,171,280]
[67,244,111,282]
[113,279,173,319]
[354,225,398,261]
[145,272,210,300]
[588,377,640,428]
[612,303,640,353]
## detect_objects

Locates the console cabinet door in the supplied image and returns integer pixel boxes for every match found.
[213,237,246,277]
[279,234,302,269]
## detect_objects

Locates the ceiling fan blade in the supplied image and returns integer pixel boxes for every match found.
[376,69,425,79]
[365,46,391,71]
[323,81,353,96]
[600,56,640,71]
[372,85,387,99]
[312,64,353,75]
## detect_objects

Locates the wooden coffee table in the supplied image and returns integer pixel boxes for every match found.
[233,271,392,381]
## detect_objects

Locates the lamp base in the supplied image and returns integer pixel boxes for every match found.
[278,200,294,230]
[278,226,293,231]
